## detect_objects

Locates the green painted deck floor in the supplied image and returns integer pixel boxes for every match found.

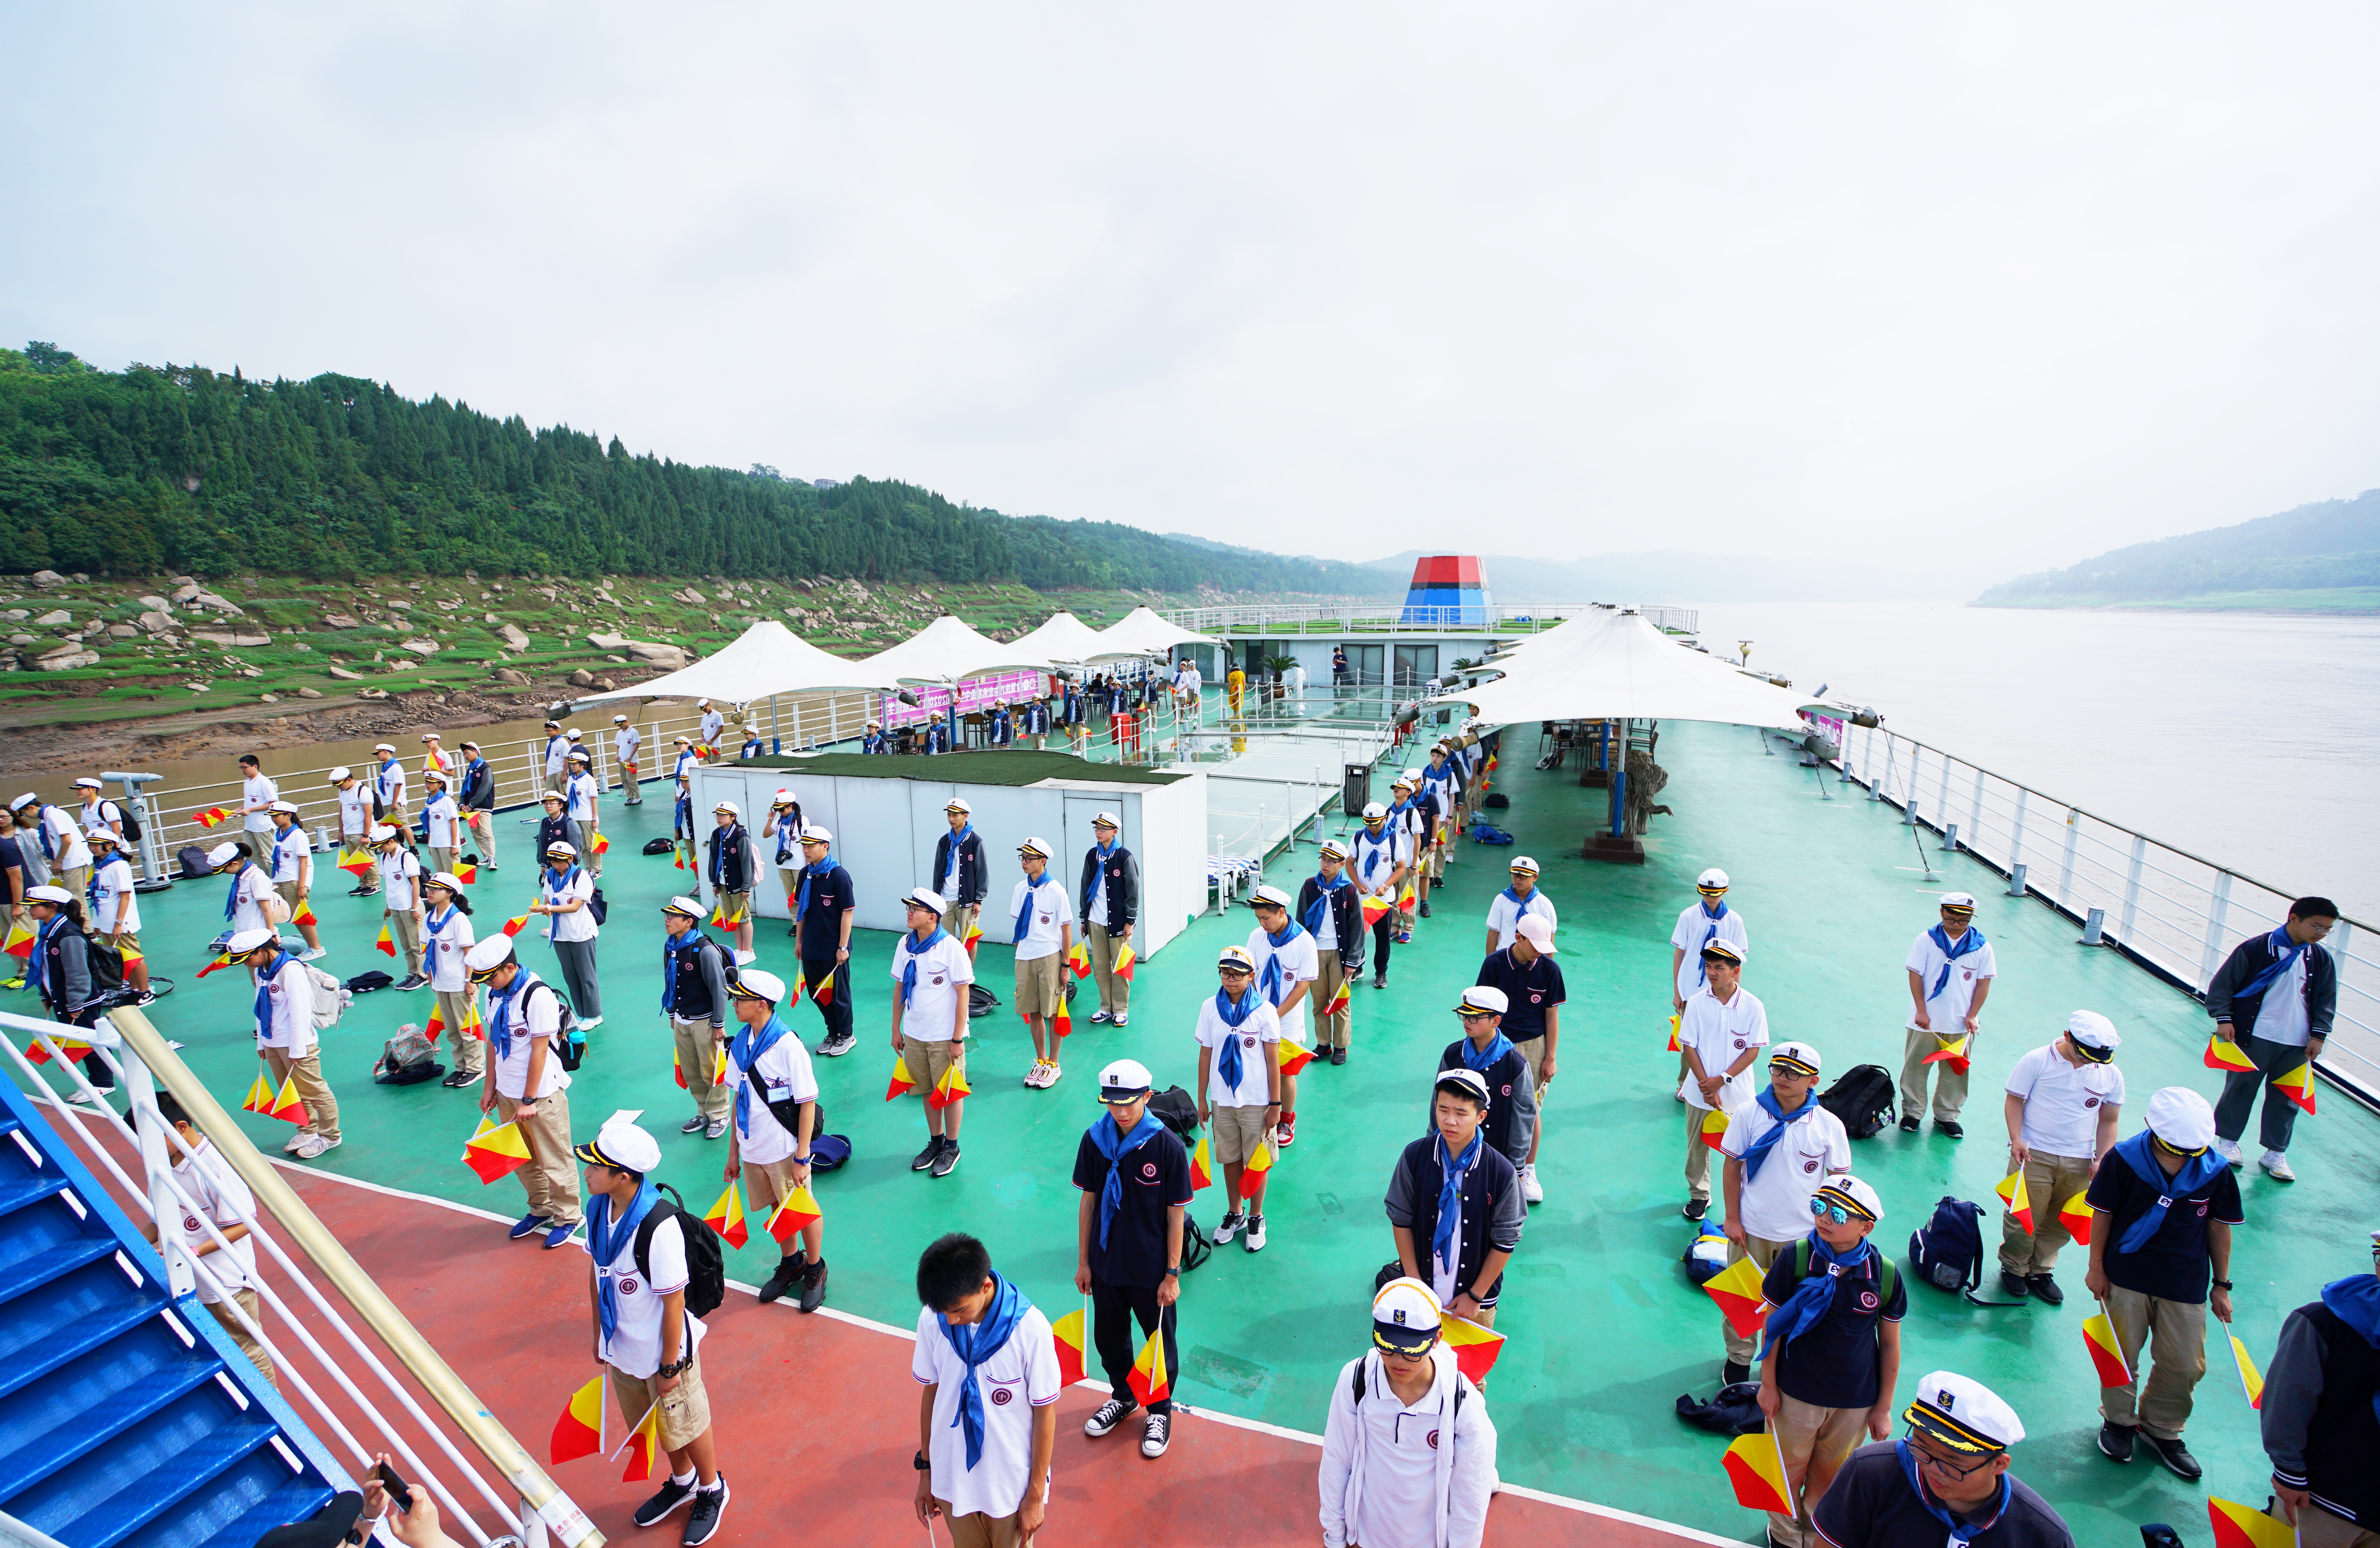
[30,720,2375,1544]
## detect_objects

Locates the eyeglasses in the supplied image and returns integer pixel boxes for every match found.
[1458,1010,1496,1023]
[1905,1429,1997,1479]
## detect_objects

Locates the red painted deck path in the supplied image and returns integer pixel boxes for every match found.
[282,1166,1726,1548]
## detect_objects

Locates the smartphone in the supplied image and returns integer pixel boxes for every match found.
[374,1460,414,1515]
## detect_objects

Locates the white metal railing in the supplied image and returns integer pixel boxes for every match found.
[4,1008,599,1548]
[1833,722,2378,1103]
[1158,602,1700,637]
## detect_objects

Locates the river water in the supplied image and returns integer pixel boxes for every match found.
[1695,602,2380,920]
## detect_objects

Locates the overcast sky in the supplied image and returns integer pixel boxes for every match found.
[7,4,2378,580]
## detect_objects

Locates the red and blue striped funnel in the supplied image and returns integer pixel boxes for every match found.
[1400,555,1491,626]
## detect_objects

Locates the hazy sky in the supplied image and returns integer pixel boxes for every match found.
[7,4,2378,579]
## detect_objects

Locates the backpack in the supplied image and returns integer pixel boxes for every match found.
[642,837,675,855]
[1682,1219,1731,1285]
[1819,1064,1897,1140]
[82,933,127,997]
[114,799,143,843]
[345,970,395,994]
[587,886,608,927]
[373,1025,444,1085]
[178,845,214,880]
[633,1183,726,1319]
[1483,792,1509,810]
[525,979,587,1071]
[1146,1085,1201,1141]
[967,985,1000,1019]
[307,965,351,1031]
[1178,1212,1212,1272]
[1908,1196,2015,1304]
[1675,1380,1764,1436]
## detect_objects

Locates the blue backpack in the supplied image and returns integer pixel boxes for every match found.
[1909,1196,2022,1306]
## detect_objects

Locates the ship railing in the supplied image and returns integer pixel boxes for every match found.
[1159,602,1699,637]
[2,1007,602,1548]
[1833,723,2380,1107]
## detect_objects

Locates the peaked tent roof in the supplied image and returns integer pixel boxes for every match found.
[852,614,1054,684]
[1431,609,1826,734]
[1094,605,1216,656]
[570,619,907,707]
[1008,610,1137,665]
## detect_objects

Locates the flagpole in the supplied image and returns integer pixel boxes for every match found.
[2093,1294,2137,1386]
[608,1398,659,1460]
[1770,1417,1791,1515]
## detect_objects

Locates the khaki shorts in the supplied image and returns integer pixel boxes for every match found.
[1013,952,1064,1017]
[1513,1035,1548,1099]
[936,1508,1025,1548]
[1210,1101,1272,1165]
[907,1036,964,1092]
[717,889,752,926]
[610,1355,711,1453]
[742,1153,811,1214]
[274,880,307,912]
[103,928,141,956]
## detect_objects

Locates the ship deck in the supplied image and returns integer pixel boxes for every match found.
[24,717,2375,1545]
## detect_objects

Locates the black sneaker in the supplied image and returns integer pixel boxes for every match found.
[1999,1270,2032,1299]
[1683,1198,1708,1222]
[912,1136,945,1171]
[1417,901,1432,919]
[931,1141,960,1178]
[1084,1397,1137,1437]
[1372,974,1386,990]
[1141,1411,1171,1457]
[397,973,429,991]
[683,1476,729,1546]
[2141,1432,2202,1481]
[348,885,377,897]
[440,1068,482,1089]
[797,1256,828,1313]
[633,1475,697,1527]
[1330,1047,1347,1065]
[2097,1421,2135,1463]
[1936,1120,1965,1139]
[2027,1274,2065,1306]
[818,1031,856,1058]
[681,1113,708,1134]
[757,1253,806,1305]
[1722,1360,1751,1386]
[1899,1115,1921,1133]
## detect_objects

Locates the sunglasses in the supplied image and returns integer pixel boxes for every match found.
[1810,1199,1870,1225]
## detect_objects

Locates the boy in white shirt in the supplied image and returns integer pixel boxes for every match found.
[1318,1278,1498,1548]
[211,840,278,940]
[86,832,153,1003]
[1671,867,1748,1088]
[231,926,339,1159]
[142,1091,275,1386]
[420,768,463,876]
[1246,883,1317,1147]
[1901,893,1997,1137]
[329,767,379,896]
[1679,938,1767,1222]
[467,935,581,1246]
[236,754,279,838]
[575,1112,728,1544]
[1482,856,1557,955]
[565,750,604,878]
[14,795,91,897]
[374,825,428,990]
[542,720,569,794]
[1349,802,1410,990]
[75,777,124,841]
[534,838,603,1027]
[371,743,408,831]
[1716,1041,1848,1384]
[891,888,975,1179]
[614,714,644,804]
[1008,838,1074,1090]
[722,970,828,1312]
[1197,945,1283,1253]
[912,1232,1060,1548]
[1997,1010,2124,1304]
[264,802,325,961]
[422,873,482,1089]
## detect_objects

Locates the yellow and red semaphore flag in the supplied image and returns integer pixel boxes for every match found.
[1440,1314,1504,1384]
[240,1067,274,1115]
[1051,1305,1090,1387]
[1360,894,1391,928]
[2225,1325,2265,1409]
[926,1061,971,1110]
[615,1401,661,1482]
[592,832,610,855]
[2081,1307,2133,1387]
[1127,1326,1169,1407]
[375,922,396,958]
[1244,1138,1275,1176]
[1996,1170,2033,1235]
[196,949,236,979]
[1923,1033,1972,1075]
[24,1035,94,1067]
[1703,1254,1770,1340]
[1699,1106,1730,1150]
[811,969,838,1008]
[424,1009,447,1044]
[2207,1496,2294,1548]
[1051,996,1073,1040]
[765,1186,822,1244]
[193,806,229,829]
[550,1374,608,1464]
[461,1114,532,1183]
[1112,942,1136,982]
[1066,940,1092,979]
[2273,1061,2317,1115]
[1723,1429,1795,1514]
[502,913,531,938]
[1189,1134,1213,1190]
[2204,1031,2257,1073]
[962,917,983,958]
[451,860,476,885]
[886,1054,917,1102]
[3,919,34,960]
[1277,1037,1316,1077]
[1665,1014,1681,1053]
[2057,1193,2093,1247]
[704,1181,748,1249]
[266,1073,308,1125]
[1322,979,1351,1020]
[338,846,375,878]
[290,898,318,927]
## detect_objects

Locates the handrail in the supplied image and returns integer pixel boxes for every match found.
[1157,600,1699,636]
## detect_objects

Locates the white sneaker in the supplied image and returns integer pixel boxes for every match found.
[1211,1210,1244,1245]
[1520,1162,1543,1204]
[735,951,757,967]
[1042,1062,1060,1087]
[2260,1150,2296,1182]
[1022,1061,1046,1088]
[1243,1214,1267,1252]
[578,1016,604,1030]
[292,1133,330,1159]
[283,1133,307,1154]
[298,947,327,962]
[2212,1137,2244,1168]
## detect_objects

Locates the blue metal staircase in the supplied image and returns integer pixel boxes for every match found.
[0,1080,348,1547]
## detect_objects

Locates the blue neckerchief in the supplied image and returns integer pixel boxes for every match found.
[1461,1029,1517,1075]
[545,736,566,766]
[1694,901,1731,986]
[1094,838,1117,865]
[1740,1086,1821,1183]
[2319,1275,2380,1423]
[33,808,54,862]
[568,776,594,820]
[902,927,949,1007]
[862,732,886,753]
[660,928,706,1015]
[425,903,457,941]
[1303,871,1349,934]
[2238,925,2309,1001]
[27,914,60,997]
[588,1178,658,1343]
[542,865,581,941]
[252,951,293,1037]
[1433,1130,1484,1271]
[221,860,245,921]
[1926,924,1986,999]
[1012,869,1049,944]
[1893,1438,2011,1548]
[730,1012,794,1139]
[2108,1131,2226,1256]
[377,757,400,802]
[1091,1111,1164,1251]
[1355,826,1394,883]
[1760,1230,1873,1356]
[487,974,527,1061]
[989,709,1010,742]
[939,1272,1030,1472]
[942,824,973,890]
[793,857,834,920]
[463,756,486,794]
[1214,987,1256,1088]
[268,826,293,881]
[1258,920,1306,1007]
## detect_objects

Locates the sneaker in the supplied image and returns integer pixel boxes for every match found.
[1330,1046,1346,1065]
[441,1068,482,1089]
[1683,1198,1709,1222]
[1244,1214,1266,1252]
[133,989,159,1006]
[1275,1115,1296,1147]
[683,1477,730,1546]
[1042,1062,1061,1087]
[67,1087,112,1106]
[1212,1211,1244,1245]
[1140,1412,1171,1458]
[544,1221,579,1249]
[681,1113,708,1134]
[1999,1270,2032,1299]
[2212,1136,2244,1167]
[2097,1421,2135,1463]
[1090,1010,1115,1026]
[704,1118,727,1140]
[757,1254,806,1305]
[2140,1431,2202,1481]
[1520,1163,1543,1204]
[578,1016,605,1030]
[1418,901,1432,919]
[818,1031,856,1058]
[292,1133,331,1159]
[633,1476,698,1528]
[1022,1061,1047,1089]
[913,1136,945,1172]
[283,1133,307,1155]
[348,885,377,897]
[797,1257,828,1314]
[314,1135,342,1153]
[1084,1397,1137,1437]
[396,974,428,991]
[1898,1115,1921,1133]
[1,976,23,990]
[787,925,800,937]
[2026,1274,2065,1306]
[734,951,757,967]
[2260,1150,2296,1182]
[1112,1013,1129,1028]
[482,862,498,872]
[931,1141,961,1178]
[1936,1120,1965,1139]
[1372,974,1386,989]
[297,947,326,962]
[1722,1360,1751,1386]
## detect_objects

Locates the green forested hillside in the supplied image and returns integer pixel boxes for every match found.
[1974,489,2380,611]
[0,343,1386,595]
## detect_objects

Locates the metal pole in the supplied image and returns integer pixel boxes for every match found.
[1968,767,1986,841]
[2057,808,2081,908]
[2200,872,2235,987]
[1934,750,1952,836]
[2118,834,2147,942]
[2008,788,2029,878]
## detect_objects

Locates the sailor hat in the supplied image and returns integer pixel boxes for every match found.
[208,841,242,865]
[1099,1059,1155,1101]
[1361,802,1387,820]
[903,886,948,915]
[73,777,103,790]
[1939,892,1978,913]
[26,885,75,906]
[374,742,397,753]
[1770,1041,1823,1077]
[771,789,799,806]
[1697,868,1730,891]
[463,936,517,976]
[799,824,834,845]
[1508,855,1539,875]
[1018,836,1052,859]
[729,969,787,1004]
[425,871,467,894]
[1248,883,1293,910]
[1317,838,1348,860]
[2067,1010,2121,1059]
[1699,937,1746,966]
[713,800,740,817]
[575,1111,662,1175]
[1456,986,1508,1017]
[613,714,630,724]
[1813,1173,1882,1222]
[1217,945,1255,972]
[1434,1068,1492,1108]
[544,839,578,858]
[946,797,972,814]
[328,767,352,782]
[1091,811,1120,830]
[2145,1087,2216,1151]
[1905,1372,2024,1454]
[662,895,705,919]
[226,927,278,955]
[1371,1278,1444,1356]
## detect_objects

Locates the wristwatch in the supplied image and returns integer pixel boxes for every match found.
[1164,1266,1181,1277]
[2212,1279,2235,1290]
[913,1451,931,1471]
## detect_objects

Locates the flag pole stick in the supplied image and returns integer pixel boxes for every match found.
[1770,1417,1791,1511]
[608,1398,659,1460]
[2093,1294,2137,1386]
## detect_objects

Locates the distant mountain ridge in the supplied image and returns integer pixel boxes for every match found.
[1973,490,2380,613]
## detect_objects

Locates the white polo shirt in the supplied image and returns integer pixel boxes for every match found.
[490,973,569,1100]
[252,953,316,1055]
[266,825,308,885]
[1677,985,1769,1111]
[378,849,422,913]
[1349,828,1408,895]
[1906,928,1996,1032]
[729,1030,820,1166]
[241,772,278,834]
[591,1207,704,1380]
[543,736,569,777]
[910,1302,1061,1520]
[892,930,975,1042]
[373,759,406,811]
[1195,991,1282,1107]
[1484,888,1556,952]
[336,783,373,839]
[1006,876,1071,963]
[92,855,141,935]
[1671,903,1751,1000]
[40,807,91,874]
[2004,1043,2125,1159]
[170,1138,259,1305]
[423,905,476,994]
[565,772,600,825]
[1248,925,1319,1044]
[541,866,597,944]
[80,798,122,838]
[229,863,277,936]
[615,726,641,764]
[421,793,461,851]
[1720,1099,1851,1243]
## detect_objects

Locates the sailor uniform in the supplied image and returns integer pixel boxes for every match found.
[1350,825,1409,982]
[1318,1346,1497,1548]
[421,791,463,874]
[1677,983,1769,1204]
[2209,927,2337,1156]
[240,770,279,836]
[424,902,481,1075]
[664,928,733,1124]
[1671,901,1749,1002]
[614,724,643,802]
[1483,887,1555,953]
[1079,840,1138,1017]
[378,849,426,977]
[488,969,578,1225]
[1901,925,1996,1124]
[540,862,600,1023]
[252,949,337,1143]
[171,1136,276,1386]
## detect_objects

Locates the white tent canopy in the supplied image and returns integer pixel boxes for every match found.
[1432,609,1825,733]
[1007,610,1134,665]
[570,619,905,707]
[1094,604,1216,658]
[853,614,1054,684]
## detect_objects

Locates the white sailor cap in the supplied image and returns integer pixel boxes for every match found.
[799,824,834,845]
[1699,937,1746,966]
[226,926,277,955]
[1514,914,1557,951]
[424,766,449,781]
[271,799,302,813]
[729,968,787,1004]
[575,1111,661,1175]
[2145,1087,2216,1151]
[2066,1010,2121,1058]
[565,750,589,764]
[374,742,397,753]
[540,788,565,803]
[9,792,38,810]
[1018,836,1052,859]
[945,797,972,814]
[1905,1372,2024,1454]
[1770,1040,1823,1077]
[1508,855,1539,875]
[73,777,103,790]
[1697,868,1730,891]
[713,800,739,817]
[771,788,799,806]
[1402,768,1425,783]
[1217,944,1255,972]
[698,698,711,707]
[208,841,242,866]
[1939,892,1978,913]
[370,824,398,841]
[1091,811,1120,829]
[87,828,119,845]
[566,728,583,738]
[903,886,948,914]
[1455,985,1508,1016]
[462,935,516,974]
[1098,1059,1155,1101]
[1248,883,1293,910]
[544,839,578,859]
[1362,801,1387,819]
[1390,774,1416,792]
[328,767,352,782]
[1371,1278,1444,1356]
[421,732,442,742]
[26,885,75,906]
[613,714,630,724]
[674,735,693,745]
[1434,1068,1491,1108]
[1814,1173,1883,1222]
[545,719,562,729]
[1318,838,1348,860]
[662,894,705,918]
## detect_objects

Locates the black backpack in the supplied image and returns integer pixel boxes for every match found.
[82,932,126,996]
[587,886,608,927]
[633,1183,726,1319]
[345,970,396,994]
[178,845,214,880]
[1147,1085,1200,1140]
[641,837,675,855]
[1820,1064,1898,1140]
[113,800,143,843]
[1909,1196,2017,1305]
[1675,1380,1765,1436]
[525,980,587,1071]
